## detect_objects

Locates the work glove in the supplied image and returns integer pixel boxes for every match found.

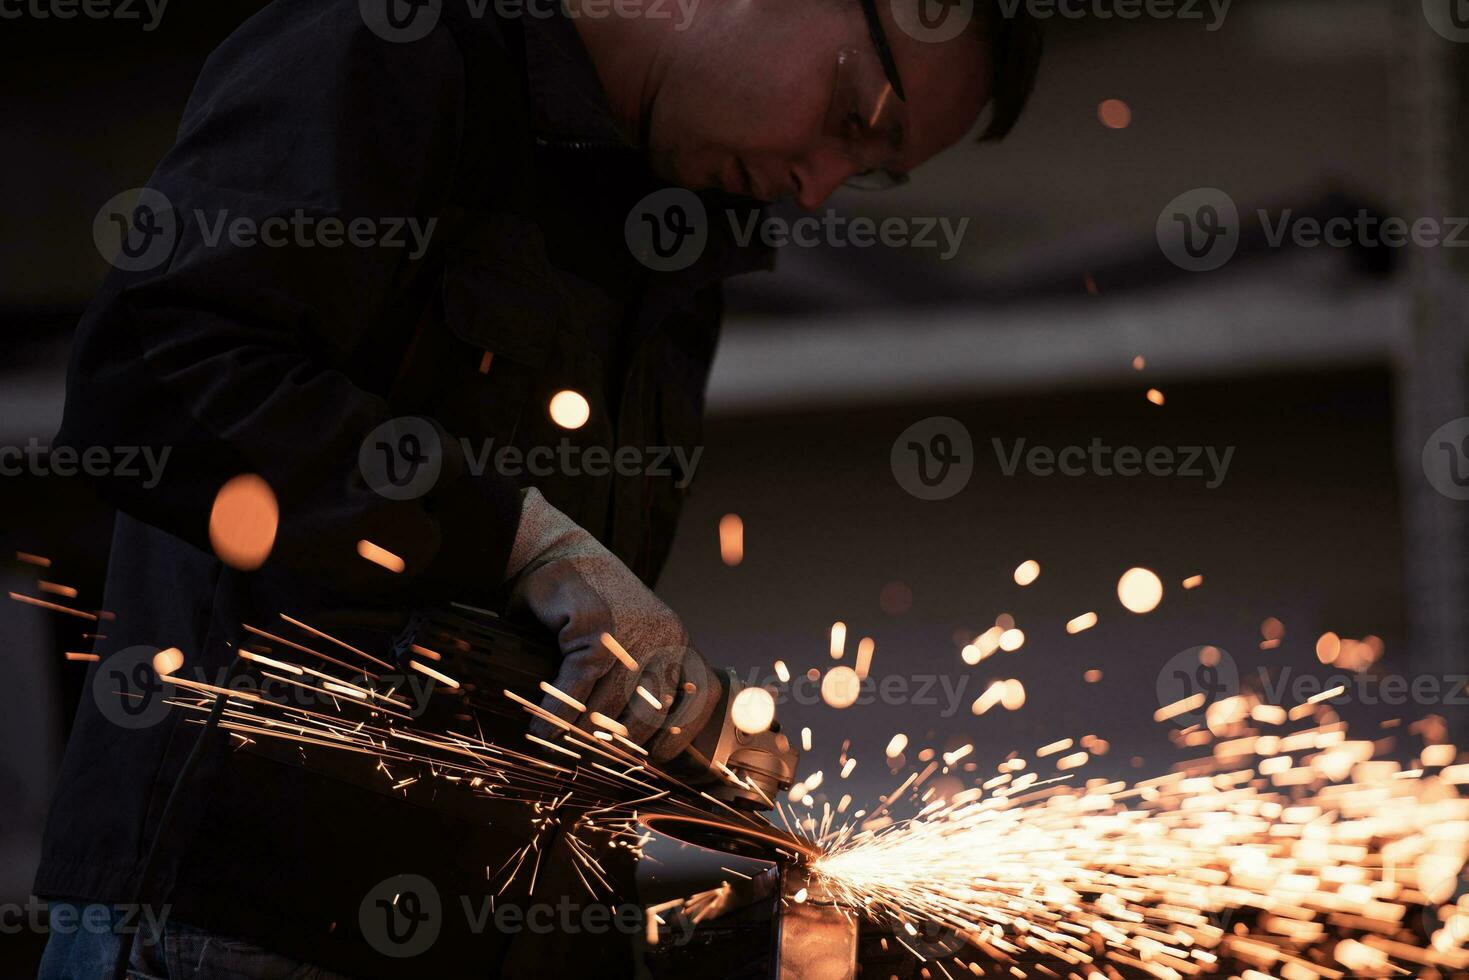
[505,488,721,762]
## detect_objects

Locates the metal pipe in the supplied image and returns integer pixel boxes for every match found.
[775,867,858,980]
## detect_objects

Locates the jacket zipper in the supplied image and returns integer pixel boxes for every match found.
[533,136,624,151]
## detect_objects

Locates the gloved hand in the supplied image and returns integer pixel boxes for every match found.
[505,488,721,762]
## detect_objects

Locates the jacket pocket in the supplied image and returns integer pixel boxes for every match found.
[439,211,560,368]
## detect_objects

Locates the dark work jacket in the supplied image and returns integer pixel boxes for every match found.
[35,1,772,977]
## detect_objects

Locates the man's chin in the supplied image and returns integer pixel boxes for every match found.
[647,144,724,194]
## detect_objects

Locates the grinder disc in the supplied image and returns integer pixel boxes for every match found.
[640,813,815,863]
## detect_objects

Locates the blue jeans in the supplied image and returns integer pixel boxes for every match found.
[37,903,353,980]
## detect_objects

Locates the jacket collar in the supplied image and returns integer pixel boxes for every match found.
[521,8,630,147]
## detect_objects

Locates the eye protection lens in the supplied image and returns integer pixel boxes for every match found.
[826,48,910,191]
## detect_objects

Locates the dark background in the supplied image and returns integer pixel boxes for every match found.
[3,0,1467,976]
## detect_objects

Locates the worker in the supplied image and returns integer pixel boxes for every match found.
[35,0,1039,976]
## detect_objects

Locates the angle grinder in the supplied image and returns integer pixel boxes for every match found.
[391,603,801,814]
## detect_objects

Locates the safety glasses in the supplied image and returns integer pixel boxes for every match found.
[826,0,910,190]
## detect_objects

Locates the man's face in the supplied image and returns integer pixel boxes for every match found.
[645,0,992,211]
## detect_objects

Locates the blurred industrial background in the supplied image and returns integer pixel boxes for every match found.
[3,0,1468,975]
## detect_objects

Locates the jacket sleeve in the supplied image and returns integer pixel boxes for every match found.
[57,1,524,604]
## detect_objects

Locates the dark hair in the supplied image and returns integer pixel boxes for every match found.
[976,1,1042,142]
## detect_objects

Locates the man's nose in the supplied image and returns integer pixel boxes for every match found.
[791,149,858,211]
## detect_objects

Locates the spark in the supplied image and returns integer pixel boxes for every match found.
[1307,684,1346,705]
[152,647,185,676]
[1036,738,1072,758]
[8,592,98,620]
[43,552,1466,980]
[1065,612,1097,634]
[1117,567,1164,613]
[408,659,460,689]
[821,666,861,709]
[600,632,638,671]
[1155,692,1205,722]
[210,474,278,570]
[731,686,776,734]
[718,513,744,567]
[802,710,1469,979]
[539,681,587,714]
[830,621,847,660]
[355,539,404,573]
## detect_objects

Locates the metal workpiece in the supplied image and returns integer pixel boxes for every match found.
[776,868,859,980]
